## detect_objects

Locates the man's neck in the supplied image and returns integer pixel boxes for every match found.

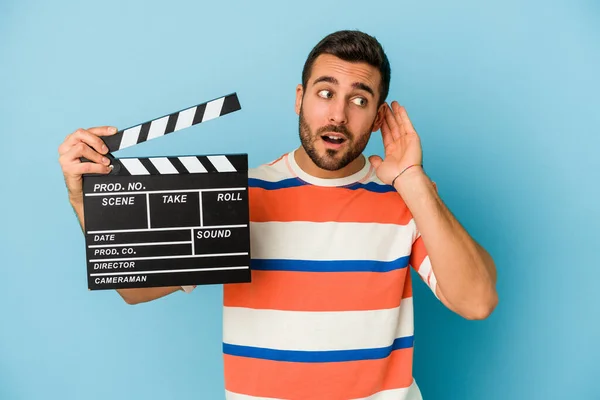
[293,146,366,179]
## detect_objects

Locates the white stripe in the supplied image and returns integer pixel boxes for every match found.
[415,255,439,297]
[250,221,416,262]
[146,193,151,228]
[90,266,248,277]
[208,155,236,172]
[178,156,207,173]
[147,115,169,140]
[90,252,248,262]
[181,285,195,293]
[225,381,422,400]
[248,159,292,182]
[225,391,281,400]
[86,224,247,234]
[223,297,413,352]
[149,157,178,174]
[225,391,280,400]
[427,262,438,297]
[85,187,246,196]
[416,255,432,280]
[199,192,204,226]
[202,96,225,121]
[120,158,150,175]
[88,241,191,248]
[174,106,197,131]
[355,380,422,400]
[190,229,195,255]
[120,125,141,149]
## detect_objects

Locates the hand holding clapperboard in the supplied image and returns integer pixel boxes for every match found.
[75,93,250,290]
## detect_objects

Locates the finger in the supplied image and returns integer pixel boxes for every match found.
[58,133,75,156]
[368,155,383,169]
[393,103,417,135]
[380,117,394,149]
[60,128,110,156]
[61,155,112,193]
[68,161,113,176]
[60,141,111,168]
[384,104,404,140]
[87,126,118,137]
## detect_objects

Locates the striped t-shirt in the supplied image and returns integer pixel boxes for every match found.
[187,149,438,399]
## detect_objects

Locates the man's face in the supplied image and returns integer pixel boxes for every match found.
[296,53,385,171]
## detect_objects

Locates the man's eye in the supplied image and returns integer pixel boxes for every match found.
[318,90,332,98]
[352,97,367,106]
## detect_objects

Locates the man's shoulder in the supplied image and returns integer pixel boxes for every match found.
[248,152,294,182]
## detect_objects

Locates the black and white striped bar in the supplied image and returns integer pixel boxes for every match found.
[100,93,241,153]
[81,153,251,290]
[111,154,245,176]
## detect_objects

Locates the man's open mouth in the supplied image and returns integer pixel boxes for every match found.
[321,134,346,145]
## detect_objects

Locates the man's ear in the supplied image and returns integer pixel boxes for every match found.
[372,102,387,132]
[295,84,303,115]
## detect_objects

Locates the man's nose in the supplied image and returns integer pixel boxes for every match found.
[328,99,348,125]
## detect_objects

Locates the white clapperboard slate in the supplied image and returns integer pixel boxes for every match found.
[82,93,251,290]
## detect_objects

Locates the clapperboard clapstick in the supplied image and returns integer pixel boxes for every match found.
[81,93,251,290]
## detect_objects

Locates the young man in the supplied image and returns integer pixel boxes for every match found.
[59,30,497,399]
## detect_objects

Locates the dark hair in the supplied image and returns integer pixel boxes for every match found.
[301,30,391,106]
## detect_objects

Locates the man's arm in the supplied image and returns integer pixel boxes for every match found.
[116,287,185,305]
[369,101,498,320]
[396,168,498,320]
[59,126,188,305]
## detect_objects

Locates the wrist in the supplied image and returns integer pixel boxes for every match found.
[392,165,425,190]
[393,168,433,198]
[69,193,84,207]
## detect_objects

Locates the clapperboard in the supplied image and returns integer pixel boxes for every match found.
[82,93,251,290]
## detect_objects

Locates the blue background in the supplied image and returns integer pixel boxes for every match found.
[1,0,598,399]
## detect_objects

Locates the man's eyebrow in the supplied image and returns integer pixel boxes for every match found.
[352,82,374,97]
[313,76,338,85]
[312,76,375,98]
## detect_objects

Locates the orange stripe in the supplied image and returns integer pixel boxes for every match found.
[410,236,428,271]
[224,348,414,399]
[404,267,413,295]
[224,269,411,311]
[249,186,412,224]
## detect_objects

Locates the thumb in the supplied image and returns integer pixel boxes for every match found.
[368,155,383,169]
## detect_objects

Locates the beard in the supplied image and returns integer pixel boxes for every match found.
[298,106,373,171]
